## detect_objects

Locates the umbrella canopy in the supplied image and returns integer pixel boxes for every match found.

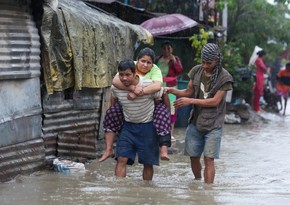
[140,13,199,36]
[280,47,290,60]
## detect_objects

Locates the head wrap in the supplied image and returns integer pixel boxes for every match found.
[201,43,220,62]
[201,43,223,97]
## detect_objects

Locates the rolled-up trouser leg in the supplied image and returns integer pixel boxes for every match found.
[103,102,124,133]
[158,133,171,147]
[153,103,172,147]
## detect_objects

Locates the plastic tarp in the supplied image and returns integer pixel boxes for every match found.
[40,0,153,94]
[248,46,263,66]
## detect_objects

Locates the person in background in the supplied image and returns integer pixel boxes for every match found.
[156,40,183,142]
[253,50,270,112]
[112,59,163,180]
[276,62,290,115]
[166,43,233,184]
[99,47,172,162]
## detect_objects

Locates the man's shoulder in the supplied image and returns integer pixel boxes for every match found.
[111,85,122,94]
[221,67,233,80]
[191,65,202,71]
[188,65,202,78]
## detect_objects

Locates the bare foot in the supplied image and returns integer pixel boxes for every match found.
[99,149,114,162]
[161,153,170,161]
[160,146,170,160]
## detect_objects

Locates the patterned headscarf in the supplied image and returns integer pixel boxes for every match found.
[201,43,223,97]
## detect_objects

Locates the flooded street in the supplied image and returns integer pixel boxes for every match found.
[1,107,290,205]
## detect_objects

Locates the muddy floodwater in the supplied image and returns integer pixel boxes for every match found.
[1,108,290,205]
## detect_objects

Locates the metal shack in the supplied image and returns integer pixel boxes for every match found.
[0,0,152,182]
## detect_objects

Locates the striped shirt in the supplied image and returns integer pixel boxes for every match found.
[111,76,163,123]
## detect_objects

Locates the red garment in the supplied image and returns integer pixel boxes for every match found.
[167,56,183,77]
[156,55,183,87]
[253,57,267,112]
[156,55,183,122]
[254,57,267,95]
[276,69,290,94]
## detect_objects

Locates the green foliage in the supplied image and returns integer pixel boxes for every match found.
[225,0,290,64]
[208,0,290,100]
[221,43,254,100]
[189,29,213,64]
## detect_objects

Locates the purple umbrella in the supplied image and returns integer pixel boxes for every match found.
[140,13,199,36]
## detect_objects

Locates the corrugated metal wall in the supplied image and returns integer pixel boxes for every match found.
[42,88,106,163]
[0,0,134,181]
[0,0,44,181]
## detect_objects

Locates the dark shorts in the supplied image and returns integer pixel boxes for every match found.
[115,121,159,166]
[103,102,171,147]
[103,102,171,135]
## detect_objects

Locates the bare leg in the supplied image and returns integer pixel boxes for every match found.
[115,157,128,177]
[171,122,176,142]
[99,131,116,162]
[160,145,170,160]
[204,156,215,184]
[190,157,202,180]
[143,164,154,180]
[171,122,175,134]
[283,96,288,115]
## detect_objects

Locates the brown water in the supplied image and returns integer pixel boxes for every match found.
[1,108,290,205]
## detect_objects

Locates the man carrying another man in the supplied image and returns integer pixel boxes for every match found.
[111,59,163,180]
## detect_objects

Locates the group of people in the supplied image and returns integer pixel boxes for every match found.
[253,50,290,114]
[99,42,233,184]
[99,41,183,163]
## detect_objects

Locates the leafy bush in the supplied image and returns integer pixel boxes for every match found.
[222,43,254,101]
[189,29,213,64]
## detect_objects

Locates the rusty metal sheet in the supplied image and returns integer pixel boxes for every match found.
[0,1,41,80]
[0,1,42,147]
[57,133,97,159]
[42,88,103,162]
[0,78,42,147]
[0,138,45,182]
[0,0,43,182]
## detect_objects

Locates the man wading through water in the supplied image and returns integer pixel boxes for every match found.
[111,59,164,180]
[166,43,233,184]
